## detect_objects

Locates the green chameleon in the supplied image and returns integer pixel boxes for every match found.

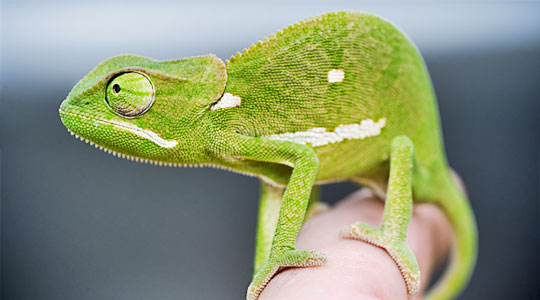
[59,11,477,300]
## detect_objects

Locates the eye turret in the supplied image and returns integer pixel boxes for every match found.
[105,72,155,117]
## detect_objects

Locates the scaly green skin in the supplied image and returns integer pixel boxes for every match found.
[59,11,477,300]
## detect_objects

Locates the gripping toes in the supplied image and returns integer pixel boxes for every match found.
[339,136,421,295]
[246,249,327,300]
[340,223,420,295]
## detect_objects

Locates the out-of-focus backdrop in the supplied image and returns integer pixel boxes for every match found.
[1,1,539,299]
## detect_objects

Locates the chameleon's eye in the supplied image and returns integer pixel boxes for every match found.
[105,72,155,117]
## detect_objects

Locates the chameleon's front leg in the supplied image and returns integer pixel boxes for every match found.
[254,184,327,275]
[213,134,327,300]
[341,135,421,295]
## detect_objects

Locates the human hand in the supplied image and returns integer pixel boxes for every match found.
[259,188,452,300]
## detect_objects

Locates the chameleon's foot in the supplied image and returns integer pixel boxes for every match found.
[246,249,327,300]
[340,222,420,295]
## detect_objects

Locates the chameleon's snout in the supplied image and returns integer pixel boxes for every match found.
[58,97,78,127]
[58,94,79,118]
[59,98,68,111]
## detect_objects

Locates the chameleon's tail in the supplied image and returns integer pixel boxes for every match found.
[424,173,477,300]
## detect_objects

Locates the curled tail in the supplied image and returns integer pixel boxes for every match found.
[425,174,477,300]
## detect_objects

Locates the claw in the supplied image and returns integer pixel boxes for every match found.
[341,222,420,295]
[246,249,327,300]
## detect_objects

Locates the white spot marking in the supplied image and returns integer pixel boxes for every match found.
[327,69,345,83]
[211,92,241,110]
[264,118,386,147]
[96,119,178,148]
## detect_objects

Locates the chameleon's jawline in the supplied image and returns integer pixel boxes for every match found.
[59,108,178,149]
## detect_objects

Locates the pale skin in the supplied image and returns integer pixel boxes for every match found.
[59,11,477,300]
[261,190,453,300]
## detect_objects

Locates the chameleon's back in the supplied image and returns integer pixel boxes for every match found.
[216,11,446,182]
[214,11,476,299]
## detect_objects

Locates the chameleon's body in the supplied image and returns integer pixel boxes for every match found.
[59,12,476,300]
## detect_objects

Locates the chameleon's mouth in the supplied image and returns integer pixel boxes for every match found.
[58,107,181,167]
[59,108,178,148]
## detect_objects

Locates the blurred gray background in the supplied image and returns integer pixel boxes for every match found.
[1,0,539,299]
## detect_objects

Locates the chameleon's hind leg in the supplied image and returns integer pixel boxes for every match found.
[253,182,283,275]
[305,186,330,220]
[340,135,420,295]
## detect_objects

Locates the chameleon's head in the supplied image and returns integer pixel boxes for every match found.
[59,54,226,165]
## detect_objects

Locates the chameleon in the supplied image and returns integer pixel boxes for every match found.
[58,11,477,300]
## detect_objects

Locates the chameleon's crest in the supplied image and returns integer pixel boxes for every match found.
[227,13,327,64]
